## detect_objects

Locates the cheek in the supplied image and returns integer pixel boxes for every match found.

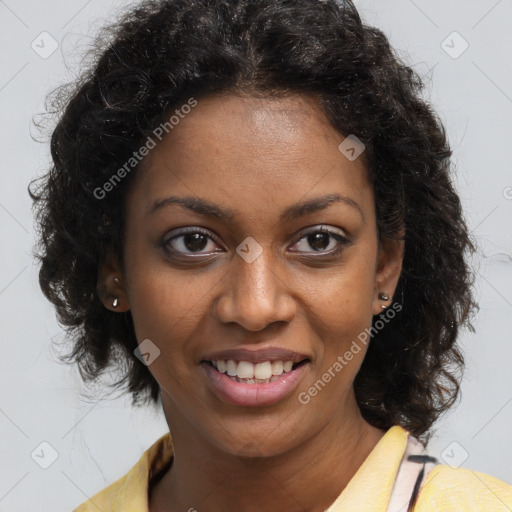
[319,253,376,312]
[305,246,377,359]
[124,266,206,394]
[128,272,204,344]
[123,239,187,344]
[124,242,223,366]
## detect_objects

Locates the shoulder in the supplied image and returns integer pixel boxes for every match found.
[72,432,173,511]
[415,464,512,511]
[72,464,138,512]
[72,476,123,512]
[72,461,148,512]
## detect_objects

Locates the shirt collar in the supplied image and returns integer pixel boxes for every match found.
[325,425,409,511]
[113,431,174,511]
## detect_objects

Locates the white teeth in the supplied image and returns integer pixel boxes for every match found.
[271,361,283,375]
[237,361,254,379]
[209,359,301,380]
[254,361,272,380]
[226,360,237,376]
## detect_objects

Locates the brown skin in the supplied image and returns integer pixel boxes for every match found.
[98,93,404,512]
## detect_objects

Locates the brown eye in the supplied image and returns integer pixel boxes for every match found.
[291,227,351,256]
[306,232,332,251]
[163,228,220,255]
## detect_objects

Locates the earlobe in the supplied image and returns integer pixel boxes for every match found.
[372,237,404,315]
[97,255,129,312]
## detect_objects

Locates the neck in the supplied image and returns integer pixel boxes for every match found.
[150,393,385,512]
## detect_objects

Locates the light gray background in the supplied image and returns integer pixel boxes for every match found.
[1,1,511,510]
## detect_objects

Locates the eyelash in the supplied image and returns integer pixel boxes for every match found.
[162,226,351,259]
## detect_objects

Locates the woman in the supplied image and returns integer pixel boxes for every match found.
[29,0,511,510]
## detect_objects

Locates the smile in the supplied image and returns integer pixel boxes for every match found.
[209,359,302,381]
[201,359,310,407]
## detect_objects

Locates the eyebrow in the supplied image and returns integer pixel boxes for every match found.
[146,193,363,222]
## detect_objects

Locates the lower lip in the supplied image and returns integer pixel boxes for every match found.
[201,361,309,407]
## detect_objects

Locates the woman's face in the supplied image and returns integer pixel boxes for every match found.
[113,93,402,456]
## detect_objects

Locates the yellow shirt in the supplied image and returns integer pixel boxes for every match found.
[73,425,512,511]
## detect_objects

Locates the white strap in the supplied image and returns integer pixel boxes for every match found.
[385,435,438,512]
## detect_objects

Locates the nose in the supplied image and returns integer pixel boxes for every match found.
[213,246,296,331]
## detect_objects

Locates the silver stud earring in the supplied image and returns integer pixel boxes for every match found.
[112,297,119,308]
[378,292,390,309]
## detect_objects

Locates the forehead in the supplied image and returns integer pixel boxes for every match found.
[127,93,373,221]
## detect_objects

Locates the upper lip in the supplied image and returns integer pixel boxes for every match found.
[201,347,310,364]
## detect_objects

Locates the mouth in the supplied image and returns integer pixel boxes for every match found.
[201,358,310,384]
[200,357,311,407]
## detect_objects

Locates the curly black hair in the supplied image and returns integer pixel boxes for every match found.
[29,0,477,441]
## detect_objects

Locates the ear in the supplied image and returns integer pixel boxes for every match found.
[97,252,130,312]
[372,236,404,315]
